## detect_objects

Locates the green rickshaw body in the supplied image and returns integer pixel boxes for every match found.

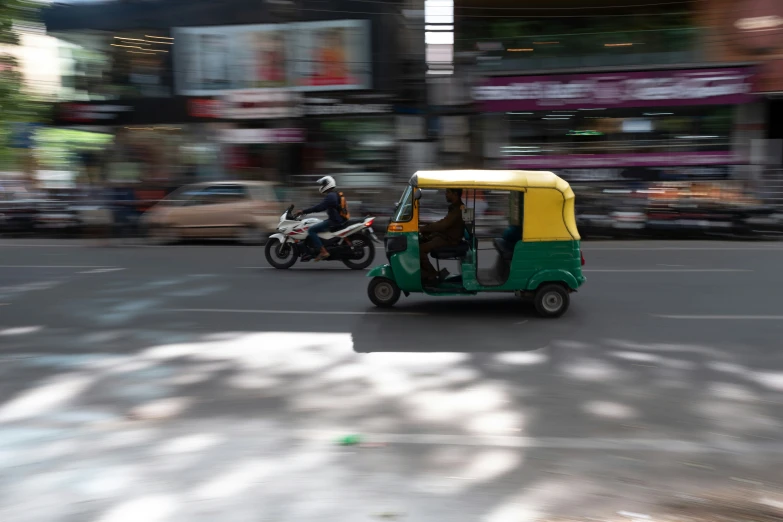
[369,237,585,294]
[367,170,585,315]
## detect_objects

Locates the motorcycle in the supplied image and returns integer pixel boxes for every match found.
[264,205,380,269]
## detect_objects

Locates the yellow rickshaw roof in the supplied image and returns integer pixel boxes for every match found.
[411,170,571,193]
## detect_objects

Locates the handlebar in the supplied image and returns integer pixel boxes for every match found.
[284,204,304,221]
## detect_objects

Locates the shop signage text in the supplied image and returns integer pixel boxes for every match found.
[218,128,304,144]
[304,103,392,116]
[736,16,783,31]
[189,90,303,119]
[504,151,745,169]
[60,104,133,123]
[475,68,756,111]
[558,166,730,182]
[731,0,783,51]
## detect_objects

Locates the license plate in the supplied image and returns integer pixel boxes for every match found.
[678,219,709,227]
[613,223,644,229]
[747,218,777,225]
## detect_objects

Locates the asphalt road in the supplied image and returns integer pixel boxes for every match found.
[2,239,783,522]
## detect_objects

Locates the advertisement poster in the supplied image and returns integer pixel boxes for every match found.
[173,25,295,95]
[174,20,370,95]
[292,20,372,91]
[251,29,287,88]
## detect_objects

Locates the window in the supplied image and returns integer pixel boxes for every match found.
[249,185,276,202]
[209,184,247,201]
[392,185,415,222]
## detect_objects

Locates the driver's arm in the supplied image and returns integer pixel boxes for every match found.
[423,206,460,233]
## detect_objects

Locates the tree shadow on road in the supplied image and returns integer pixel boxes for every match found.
[3,325,783,521]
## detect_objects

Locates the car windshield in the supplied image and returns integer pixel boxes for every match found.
[160,186,199,206]
[392,185,414,222]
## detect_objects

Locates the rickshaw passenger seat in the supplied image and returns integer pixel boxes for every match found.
[430,241,470,260]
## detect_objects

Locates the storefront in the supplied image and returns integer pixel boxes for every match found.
[52,99,224,184]
[173,20,382,184]
[707,0,783,167]
[301,94,396,187]
[186,88,304,182]
[51,29,175,102]
[473,66,758,181]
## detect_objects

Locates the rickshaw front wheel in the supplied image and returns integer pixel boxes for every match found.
[368,277,401,308]
[534,284,570,318]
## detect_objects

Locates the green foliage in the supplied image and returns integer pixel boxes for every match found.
[0,0,46,170]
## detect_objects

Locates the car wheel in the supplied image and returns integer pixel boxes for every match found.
[147,225,179,246]
[368,277,401,308]
[239,225,266,246]
[534,284,570,318]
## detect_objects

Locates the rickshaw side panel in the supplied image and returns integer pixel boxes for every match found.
[526,268,580,291]
[515,240,584,290]
[388,232,424,293]
[367,264,395,280]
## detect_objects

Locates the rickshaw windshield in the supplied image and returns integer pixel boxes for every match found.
[392,185,414,222]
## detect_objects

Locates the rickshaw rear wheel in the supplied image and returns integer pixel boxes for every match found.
[534,284,570,318]
[368,277,401,308]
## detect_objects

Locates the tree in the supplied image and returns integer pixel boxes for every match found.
[0,0,48,175]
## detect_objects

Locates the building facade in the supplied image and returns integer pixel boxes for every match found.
[457,0,782,181]
[43,0,411,186]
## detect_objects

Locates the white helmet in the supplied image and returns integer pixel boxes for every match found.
[317,175,336,194]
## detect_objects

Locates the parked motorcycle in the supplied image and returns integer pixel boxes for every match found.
[264,205,379,269]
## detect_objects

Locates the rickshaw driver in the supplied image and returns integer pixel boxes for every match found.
[419,188,465,284]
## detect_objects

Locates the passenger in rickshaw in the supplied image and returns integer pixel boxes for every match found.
[492,192,523,261]
[419,188,465,284]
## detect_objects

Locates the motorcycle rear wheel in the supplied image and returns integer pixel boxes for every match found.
[343,234,375,270]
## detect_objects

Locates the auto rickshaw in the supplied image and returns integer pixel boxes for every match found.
[366,170,586,317]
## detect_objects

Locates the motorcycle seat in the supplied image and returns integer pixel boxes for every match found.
[329,217,364,232]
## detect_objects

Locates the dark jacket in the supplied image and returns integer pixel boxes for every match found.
[304,191,345,225]
[423,201,465,243]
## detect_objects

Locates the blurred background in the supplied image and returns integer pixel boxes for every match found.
[1,0,783,240]
[5,2,783,520]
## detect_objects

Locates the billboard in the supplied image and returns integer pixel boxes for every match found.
[174,24,291,95]
[173,20,371,95]
[290,20,372,92]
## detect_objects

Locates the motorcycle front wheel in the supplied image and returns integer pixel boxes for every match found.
[265,238,297,269]
[343,234,375,270]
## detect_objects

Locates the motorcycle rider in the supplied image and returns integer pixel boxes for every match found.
[297,176,347,262]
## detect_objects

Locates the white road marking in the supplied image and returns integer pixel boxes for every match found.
[79,268,126,274]
[654,314,783,320]
[0,326,42,336]
[584,269,751,273]
[0,243,84,248]
[167,308,425,316]
[293,430,783,454]
[0,265,117,269]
